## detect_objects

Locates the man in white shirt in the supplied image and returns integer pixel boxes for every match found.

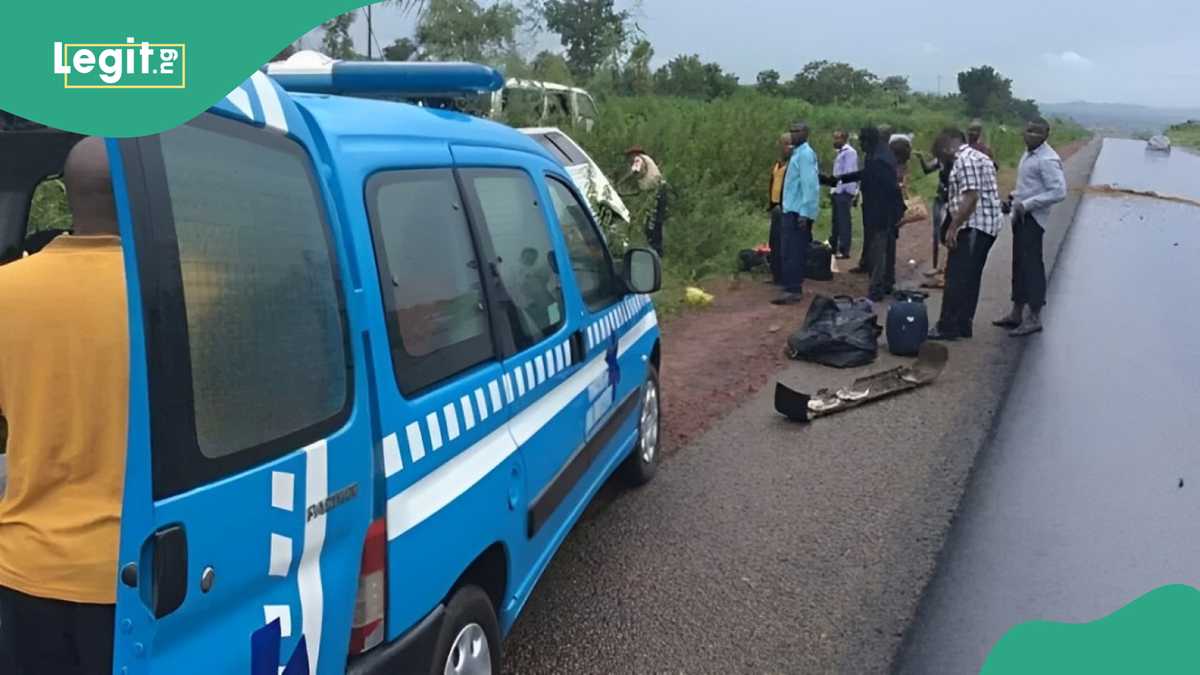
[993,117,1067,336]
[828,131,859,259]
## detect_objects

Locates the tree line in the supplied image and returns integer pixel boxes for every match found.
[301,0,1042,121]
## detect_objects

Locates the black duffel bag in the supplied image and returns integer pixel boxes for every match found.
[786,294,881,368]
[806,241,833,281]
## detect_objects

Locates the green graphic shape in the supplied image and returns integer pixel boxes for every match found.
[1,1,365,137]
[982,584,1200,674]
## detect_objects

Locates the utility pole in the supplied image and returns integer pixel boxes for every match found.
[366,4,374,60]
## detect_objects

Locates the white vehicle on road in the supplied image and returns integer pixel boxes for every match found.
[520,127,630,225]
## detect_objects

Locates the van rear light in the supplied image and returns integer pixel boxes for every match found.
[349,518,387,655]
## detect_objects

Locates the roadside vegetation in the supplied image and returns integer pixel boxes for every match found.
[1168,121,1200,151]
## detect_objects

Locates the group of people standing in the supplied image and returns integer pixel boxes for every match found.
[764,116,1068,340]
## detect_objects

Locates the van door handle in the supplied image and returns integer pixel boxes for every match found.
[143,524,189,618]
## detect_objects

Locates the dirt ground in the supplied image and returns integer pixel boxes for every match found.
[657,138,1089,453]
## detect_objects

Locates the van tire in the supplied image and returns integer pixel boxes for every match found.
[621,365,661,487]
[430,585,501,675]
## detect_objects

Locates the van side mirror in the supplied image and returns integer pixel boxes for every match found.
[622,247,661,294]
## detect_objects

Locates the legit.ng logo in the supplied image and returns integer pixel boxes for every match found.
[53,38,185,89]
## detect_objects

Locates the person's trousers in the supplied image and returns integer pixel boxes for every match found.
[857,221,874,272]
[829,193,854,257]
[1011,213,1047,310]
[644,184,669,257]
[931,198,947,268]
[0,585,115,675]
[937,228,996,336]
[867,224,897,300]
[780,212,812,294]
[768,205,783,283]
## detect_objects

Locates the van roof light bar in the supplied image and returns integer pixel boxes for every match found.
[265,50,504,96]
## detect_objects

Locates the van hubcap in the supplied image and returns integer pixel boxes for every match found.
[640,380,659,464]
[444,623,491,675]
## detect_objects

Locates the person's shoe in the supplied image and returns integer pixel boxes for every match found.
[771,292,805,306]
[993,314,1021,329]
[926,328,960,341]
[1010,317,1043,337]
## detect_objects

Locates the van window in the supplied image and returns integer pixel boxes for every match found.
[461,169,565,349]
[366,169,495,396]
[576,94,598,121]
[545,177,623,311]
[547,132,588,165]
[137,114,351,497]
[530,134,572,166]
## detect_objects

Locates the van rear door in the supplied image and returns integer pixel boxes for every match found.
[110,75,373,675]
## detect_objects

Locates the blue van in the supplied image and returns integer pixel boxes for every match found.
[2,63,661,674]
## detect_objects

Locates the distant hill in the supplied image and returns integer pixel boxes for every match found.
[1041,101,1200,136]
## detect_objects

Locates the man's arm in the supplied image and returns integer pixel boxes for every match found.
[1017,157,1068,215]
[916,153,939,175]
[944,190,979,249]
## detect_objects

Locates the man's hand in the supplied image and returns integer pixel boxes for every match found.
[1012,200,1026,220]
[944,225,960,251]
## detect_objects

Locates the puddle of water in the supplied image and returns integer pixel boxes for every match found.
[1089,138,1200,203]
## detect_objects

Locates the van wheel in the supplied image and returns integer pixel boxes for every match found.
[621,365,660,487]
[431,585,501,675]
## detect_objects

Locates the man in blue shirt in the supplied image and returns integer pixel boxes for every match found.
[773,122,820,305]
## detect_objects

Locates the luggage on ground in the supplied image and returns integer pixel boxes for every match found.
[806,241,833,281]
[787,294,880,368]
[886,291,929,356]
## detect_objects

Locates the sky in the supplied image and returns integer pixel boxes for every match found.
[298,0,1200,108]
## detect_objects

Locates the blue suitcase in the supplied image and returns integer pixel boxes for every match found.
[886,292,929,356]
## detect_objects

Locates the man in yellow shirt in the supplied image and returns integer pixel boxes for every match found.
[766,134,792,285]
[0,136,128,675]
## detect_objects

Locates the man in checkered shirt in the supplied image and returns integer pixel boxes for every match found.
[927,127,1002,341]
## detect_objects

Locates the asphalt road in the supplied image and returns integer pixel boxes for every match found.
[501,138,1103,674]
[895,139,1200,674]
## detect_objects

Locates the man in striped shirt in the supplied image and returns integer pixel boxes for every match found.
[928,127,1003,341]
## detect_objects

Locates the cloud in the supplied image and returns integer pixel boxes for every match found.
[1044,51,1094,69]
[919,42,941,55]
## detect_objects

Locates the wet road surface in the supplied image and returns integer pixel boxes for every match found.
[501,139,1103,674]
[895,138,1200,674]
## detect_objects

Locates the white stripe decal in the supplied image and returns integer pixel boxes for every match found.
[263,605,293,638]
[474,389,489,422]
[588,325,596,348]
[460,396,476,430]
[406,422,426,462]
[387,311,658,541]
[382,433,403,477]
[555,344,565,371]
[387,424,518,540]
[426,413,443,451]
[535,355,546,384]
[544,349,556,377]
[271,471,294,511]
[524,362,536,389]
[502,375,514,404]
[443,403,461,441]
[490,380,504,411]
[299,440,327,672]
[225,85,254,121]
[249,71,288,132]
[269,533,293,577]
[515,368,526,396]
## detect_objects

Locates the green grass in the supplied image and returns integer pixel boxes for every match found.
[1168,122,1200,151]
